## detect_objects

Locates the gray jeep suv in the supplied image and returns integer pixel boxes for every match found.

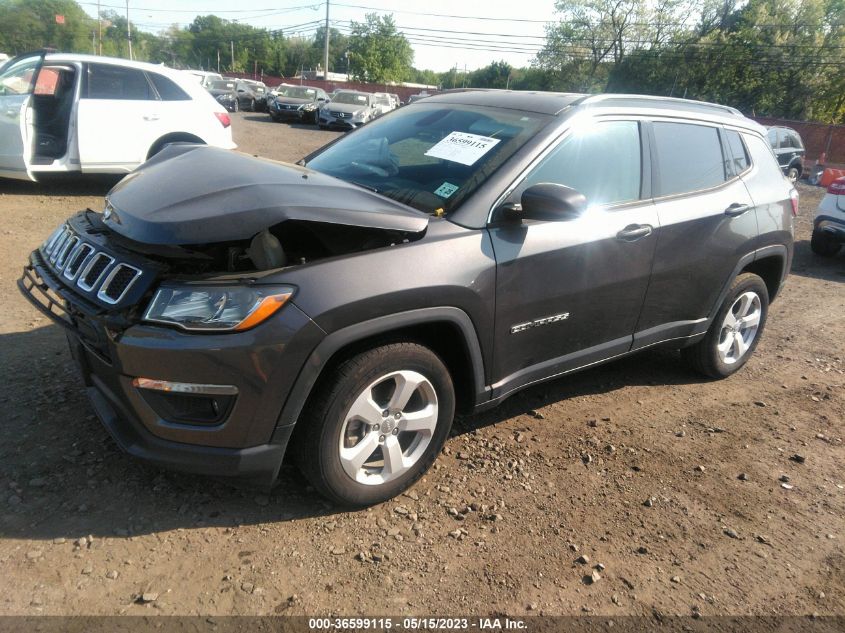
[19,91,796,506]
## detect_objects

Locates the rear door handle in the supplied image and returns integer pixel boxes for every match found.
[616,224,653,242]
[143,114,160,121]
[725,203,751,217]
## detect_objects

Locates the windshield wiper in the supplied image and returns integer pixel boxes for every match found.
[346,179,379,193]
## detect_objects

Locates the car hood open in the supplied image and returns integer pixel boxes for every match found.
[103,145,429,245]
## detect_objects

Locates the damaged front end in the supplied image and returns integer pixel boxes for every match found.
[23,144,429,338]
[17,145,431,485]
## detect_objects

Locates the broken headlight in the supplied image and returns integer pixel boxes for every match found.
[143,284,294,332]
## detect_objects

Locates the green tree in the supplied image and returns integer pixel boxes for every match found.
[0,0,95,54]
[347,13,413,83]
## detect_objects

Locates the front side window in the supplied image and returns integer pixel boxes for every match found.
[653,122,726,196]
[767,128,780,148]
[517,120,642,207]
[88,64,152,100]
[306,103,550,215]
[0,55,40,96]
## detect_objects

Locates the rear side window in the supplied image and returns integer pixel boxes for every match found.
[520,120,642,206]
[149,72,190,101]
[653,122,726,196]
[723,130,750,175]
[88,64,152,100]
[781,129,803,149]
[767,128,779,148]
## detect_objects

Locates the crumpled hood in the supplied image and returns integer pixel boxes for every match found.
[103,145,428,245]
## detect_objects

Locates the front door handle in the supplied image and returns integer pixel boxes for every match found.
[725,203,751,217]
[143,114,160,121]
[616,224,653,242]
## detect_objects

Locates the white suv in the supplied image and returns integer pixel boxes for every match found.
[0,52,235,181]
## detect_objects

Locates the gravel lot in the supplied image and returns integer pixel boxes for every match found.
[0,112,843,617]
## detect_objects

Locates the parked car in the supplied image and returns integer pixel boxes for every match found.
[0,52,235,181]
[766,126,805,182]
[811,176,845,256]
[207,80,240,112]
[317,90,378,130]
[268,84,329,123]
[373,92,397,116]
[231,79,267,112]
[185,70,223,90]
[19,91,795,506]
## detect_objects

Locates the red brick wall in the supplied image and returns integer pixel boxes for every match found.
[751,116,845,165]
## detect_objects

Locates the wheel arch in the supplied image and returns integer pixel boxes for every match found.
[275,308,489,434]
[741,253,787,302]
[147,133,206,160]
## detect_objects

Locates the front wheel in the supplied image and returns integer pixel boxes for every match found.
[786,166,800,183]
[294,343,455,507]
[811,229,841,257]
[682,273,769,378]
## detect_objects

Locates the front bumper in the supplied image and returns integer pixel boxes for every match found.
[318,114,365,129]
[814,214,845,243]
[18,250,325,488]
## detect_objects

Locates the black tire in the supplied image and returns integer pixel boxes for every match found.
[810,229,841,257]
[232,100,239,113]
[248,99,255,112]
[294,342,455,507]
[682,273,769,379]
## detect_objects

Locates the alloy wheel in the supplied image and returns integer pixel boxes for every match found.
[338,370,438,486]
[717,291,762,364]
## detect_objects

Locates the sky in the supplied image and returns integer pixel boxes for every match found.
[77,0,557,72]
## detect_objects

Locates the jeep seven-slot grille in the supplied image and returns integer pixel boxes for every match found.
[41,224,143,306]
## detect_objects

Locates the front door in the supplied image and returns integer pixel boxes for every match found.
[488,119,658,397]
[0,53,44,180]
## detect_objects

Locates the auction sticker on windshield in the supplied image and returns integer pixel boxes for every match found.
[425,132,501,166]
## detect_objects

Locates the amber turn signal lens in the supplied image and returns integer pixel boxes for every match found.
[233,292,292,331]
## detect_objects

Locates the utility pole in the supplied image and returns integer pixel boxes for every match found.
[97,0,102,55]
[230,40,235,71]
[125,0,132,60]
[323,0,330,80]
[217,49,220,72]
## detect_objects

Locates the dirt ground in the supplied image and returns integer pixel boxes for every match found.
[0,112,843,618]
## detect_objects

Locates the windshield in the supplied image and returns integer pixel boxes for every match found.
[277,86,317,99]
[306,103,550,215]
[210,81,236,91]
[333,92,369,105]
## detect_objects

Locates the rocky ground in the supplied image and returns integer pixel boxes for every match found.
[0,112,842,617]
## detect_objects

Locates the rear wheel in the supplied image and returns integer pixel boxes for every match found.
[786,166,800,183]
[811,229,841,257]
[294,343,455,507]
[682,273,769,378]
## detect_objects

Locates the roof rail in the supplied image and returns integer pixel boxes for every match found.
[579,93,743,117]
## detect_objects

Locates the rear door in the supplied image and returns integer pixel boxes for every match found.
[488,118,659,396]
[77,62,161,171]
[633,120,757,348]
[0,53,44,180]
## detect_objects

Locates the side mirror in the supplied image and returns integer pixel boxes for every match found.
[237,89,245,93]
[317,97,326,102]
[502,183,587,222]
